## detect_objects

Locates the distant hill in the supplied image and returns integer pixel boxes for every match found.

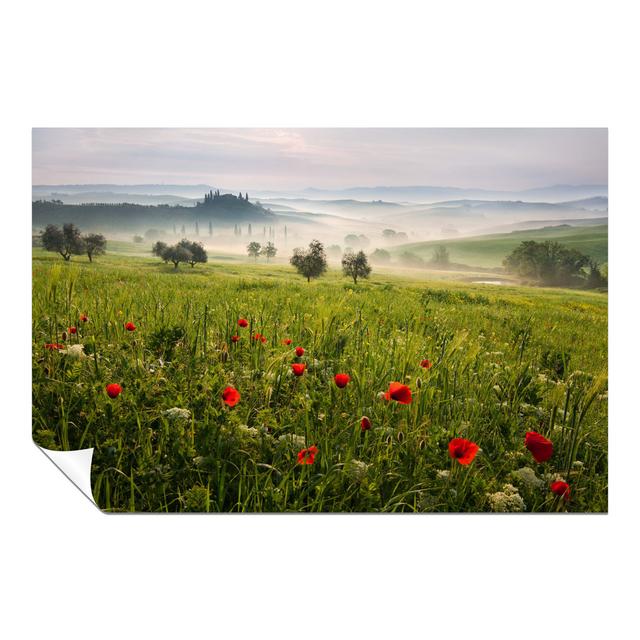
[32,184,215,198]
[557,196,608,211]
[389,223,608,268]
[34,191,198,206]
[261,197,404,215]
[302,184,608,203]
[32,192,275,233]
[356,197,604,233]
[484,217,608,234]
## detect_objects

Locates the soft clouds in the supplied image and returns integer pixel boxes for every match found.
[32,128,607,190]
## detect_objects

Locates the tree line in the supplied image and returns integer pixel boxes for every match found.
[503,240,607,288]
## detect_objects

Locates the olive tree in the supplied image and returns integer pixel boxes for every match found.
[41,223,85,261]
[342,250,372,284]
[262,241,277,262]
[161,244,193,269]
[178,239,208,267]
[83,233,106,262]
[247,241,262,261]
[290,240,328,283]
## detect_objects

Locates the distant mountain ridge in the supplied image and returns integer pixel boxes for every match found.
[33,182,608,204]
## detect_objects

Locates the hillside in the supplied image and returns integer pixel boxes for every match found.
[390,224,608,268]
[32,192,275,233]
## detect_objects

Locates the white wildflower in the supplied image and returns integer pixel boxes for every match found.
[436,469,450,479]
[545,473,567,484]
[60,344,86,359]
[163,407,191,421]
[512,466,544,489]
[237,424,259,437]
[344,459,370,481]
[278,433,306,449]
[487,484,526,512]
[572,460,584,469]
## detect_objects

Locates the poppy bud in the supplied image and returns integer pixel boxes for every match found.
[61,331,67,341]
[416,377,423,389]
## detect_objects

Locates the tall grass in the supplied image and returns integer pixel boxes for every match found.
[32,253,608,512]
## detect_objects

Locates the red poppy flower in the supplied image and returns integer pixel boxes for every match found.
[334,373,351,388]
[69,326,77,334]
[550,480,570,500]
[295,346,305,357]
[253,333,267,343]
[282,338,292,345]
[384,382,412,404]
[238,318,248,328]
[360,416,372,432]
[420,359,432,369]
[79,314,89,322]
[222,386,241,407]
[525,431,553,463]
[105,383,122,398]
[124,322,136,331]
[297,445,318,465]
[231,335,240,343]
[44,343,64,350]
[448,438,479,465]
[291,363,306,376]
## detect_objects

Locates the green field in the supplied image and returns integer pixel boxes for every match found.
[392,224,608,268]
[32,250,608,512]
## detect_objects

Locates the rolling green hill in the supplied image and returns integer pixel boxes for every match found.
[391,224,608,268]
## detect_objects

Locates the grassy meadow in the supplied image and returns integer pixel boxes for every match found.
[32,248,608,512]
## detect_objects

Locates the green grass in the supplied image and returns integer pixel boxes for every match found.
[392,224,609,268]
[32,251,608,512]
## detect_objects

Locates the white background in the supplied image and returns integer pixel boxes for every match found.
[2,1,638,638]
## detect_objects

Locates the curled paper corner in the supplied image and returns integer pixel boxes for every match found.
[36,445,97,507]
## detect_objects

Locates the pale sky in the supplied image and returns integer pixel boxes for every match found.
[32,128,607,191]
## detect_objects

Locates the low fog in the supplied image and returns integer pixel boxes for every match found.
[32,183,608,266]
